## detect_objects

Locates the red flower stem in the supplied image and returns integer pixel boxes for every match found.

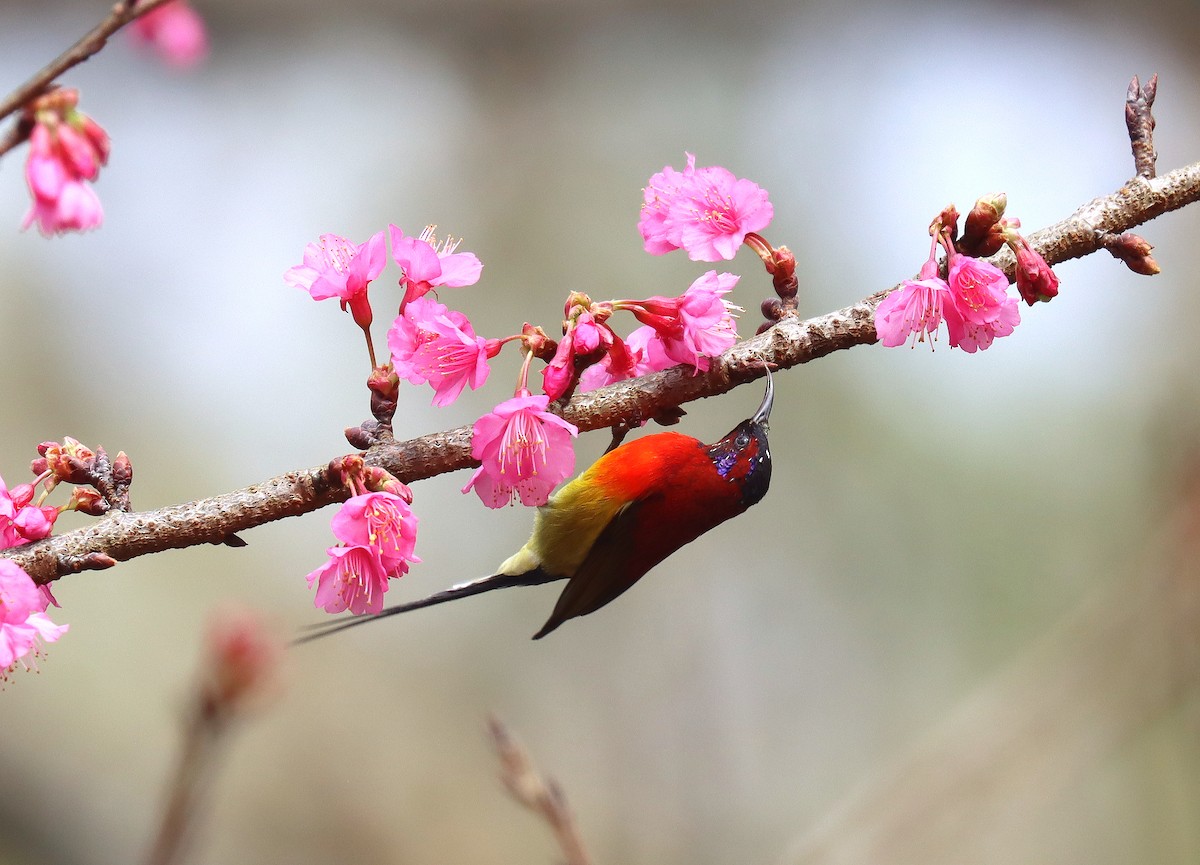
[361,325,377,370]
[742,232,776,267]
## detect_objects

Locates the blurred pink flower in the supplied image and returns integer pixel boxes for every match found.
[462,391,578,508]
[389,224,483,307]
[130,1,209,69]
[201,607,283,714]
[284,230,386,330]
[22,104,108,236]
[387,296,494,406]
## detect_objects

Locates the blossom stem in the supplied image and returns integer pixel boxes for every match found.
[361,325,377,370]
[742,232,776,267]
[516,346,535,395]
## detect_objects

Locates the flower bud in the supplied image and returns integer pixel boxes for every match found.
[1104,232,1160,276]
[761,297,784,320]
[112,451,133,487]
[361,466,413,502]
[1014,245,1060,304]
[344,425,378,450]
[931,204,960,239]
[68,488,108,516]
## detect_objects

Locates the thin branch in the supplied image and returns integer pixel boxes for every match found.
[488,716,593,865]
[4,162,1200,585]
[1126,73,1159,179]
[0,0,176,156]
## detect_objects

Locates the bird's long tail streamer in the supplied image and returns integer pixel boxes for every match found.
[292,568,561,645]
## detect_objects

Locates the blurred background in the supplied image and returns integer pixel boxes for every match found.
[1,0,1199,863]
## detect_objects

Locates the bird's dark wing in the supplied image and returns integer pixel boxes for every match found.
[531,495,658,639]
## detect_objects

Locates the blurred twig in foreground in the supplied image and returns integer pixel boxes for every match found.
[489,715,593,865]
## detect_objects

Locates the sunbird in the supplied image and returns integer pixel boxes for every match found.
[299,372,773,643]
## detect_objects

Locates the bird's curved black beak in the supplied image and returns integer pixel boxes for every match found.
[750,367,774,428]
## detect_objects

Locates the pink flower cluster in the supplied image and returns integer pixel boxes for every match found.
[129,1,208,69]
[876,250,1020,353]
[541,272,742,402]
[22,91,109,237]
[0,475,66,680]
[286,223,491,401]
[461,272,738,509]
[639,153,774,261]
[307,490,419,615]
[873,197,1059,355]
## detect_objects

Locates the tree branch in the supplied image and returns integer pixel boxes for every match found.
[5,162,1200,585]
[0,0,177,156]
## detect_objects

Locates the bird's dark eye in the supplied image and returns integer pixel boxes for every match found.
[735,432,750,449]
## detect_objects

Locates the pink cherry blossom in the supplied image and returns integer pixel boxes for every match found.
[946,254,1009,324]
[0,560,67,677]
[874,276,953,348]
[22,107,108,237]
[578,325,675,391]
[389,224,483,307]
[387,296,494,406]
[306,544,391,615]
[284,230,386,329]
[639,154,698,255]
[639,153,773,261]
[331,492,419,578]
[945,294,1021,353]
[462,391,578,508]
[0,560,43,623]
[624,271,741,371]
[130,1,208,69]
[0,475,57,549]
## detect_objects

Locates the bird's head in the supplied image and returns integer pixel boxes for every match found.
[705,369,773,508]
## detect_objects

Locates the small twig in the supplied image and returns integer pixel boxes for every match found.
[1126,73,1158,179]
[488,716,593,865]
[144,704,222,865]
[144,610,282,865]
[0,0,177,156]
